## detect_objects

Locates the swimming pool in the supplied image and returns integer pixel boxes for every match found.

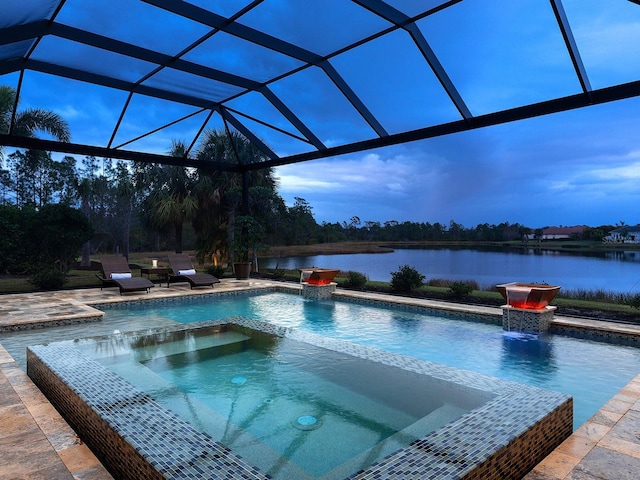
[2,288,637,431]
[94,291,640,430]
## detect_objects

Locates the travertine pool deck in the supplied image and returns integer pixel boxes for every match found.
[1,280,639,479]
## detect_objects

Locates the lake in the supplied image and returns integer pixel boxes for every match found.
[260,247,640,293]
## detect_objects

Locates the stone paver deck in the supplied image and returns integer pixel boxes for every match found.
[0,344,113,479]
[1,280,639,479]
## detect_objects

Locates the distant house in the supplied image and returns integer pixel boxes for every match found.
[603,225,640,243]
[527,226,586,240]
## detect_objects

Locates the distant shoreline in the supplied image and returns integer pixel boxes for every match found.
[264,240,640,258]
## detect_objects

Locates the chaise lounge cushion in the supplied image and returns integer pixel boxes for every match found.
[110,272,132,280]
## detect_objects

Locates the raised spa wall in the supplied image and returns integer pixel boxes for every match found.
[502,305,557,334]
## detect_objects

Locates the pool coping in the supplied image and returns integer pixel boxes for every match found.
[27,317,572,480]
[0,343,114,479]
[524,372,640,479]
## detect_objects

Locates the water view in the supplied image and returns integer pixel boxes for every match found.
[261,247,640,293]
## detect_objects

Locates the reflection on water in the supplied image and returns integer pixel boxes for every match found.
[390,312,422,332]
[500,333,556,381]
[604,250,640,261]
[261,247,640,292]
[302,298,335,319]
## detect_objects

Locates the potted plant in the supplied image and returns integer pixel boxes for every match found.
[231,215,264,279]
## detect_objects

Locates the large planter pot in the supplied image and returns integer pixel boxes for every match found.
[233,262,251,280]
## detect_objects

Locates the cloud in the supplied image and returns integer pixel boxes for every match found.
[566,0,640,85]
[273,90,640,229]
[276,174,335,191]
[590,159,640,182]
[54,105,81,119]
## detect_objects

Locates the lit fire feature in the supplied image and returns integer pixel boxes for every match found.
[496,282,561,310]
[299,269,340,285]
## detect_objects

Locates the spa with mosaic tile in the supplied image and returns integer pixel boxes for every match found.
[28,317,572,480]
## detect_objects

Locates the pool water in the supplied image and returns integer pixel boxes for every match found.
[88,326,484,479]
[98,292,640,429]
[2,291,638,430]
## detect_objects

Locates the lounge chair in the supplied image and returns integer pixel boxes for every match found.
[167,254,220,289]
[97,256,154,295]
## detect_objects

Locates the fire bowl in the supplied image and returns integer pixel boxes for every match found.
[496,282,561,310]
[299,268,340,285]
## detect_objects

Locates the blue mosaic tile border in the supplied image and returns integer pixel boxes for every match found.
[90,286,277,310]
[28,317,572,480]
[550,323,640,347]
[0,314,103,332]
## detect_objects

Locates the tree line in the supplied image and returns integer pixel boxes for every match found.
[0,140,295,264]
[312,217,615,243]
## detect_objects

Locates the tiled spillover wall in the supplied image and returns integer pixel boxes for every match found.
[28,318,573,480]
[301,282,337,299]
[550,323,640,347]
[502,306,556,333]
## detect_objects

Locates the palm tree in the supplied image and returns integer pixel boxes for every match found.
[192,129,277,266]
[0,85,70,160]
[139,141,198,254]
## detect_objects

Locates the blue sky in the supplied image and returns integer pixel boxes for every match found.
[3,0,640,229]
[277,96,640,228]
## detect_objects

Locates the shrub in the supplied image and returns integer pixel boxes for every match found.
[29,269,67,290]
[562,287,629,305]
[206,265,227,278]
[343,271,368,289]
[28,204,93,274]
[428,278,480,289]
[449,281,474,297]
[272,268,286,280]
[390,265,425,292]
[0,204,36,274]
[628,293,640,310]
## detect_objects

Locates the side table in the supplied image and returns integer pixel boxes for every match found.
[141,267,169,287]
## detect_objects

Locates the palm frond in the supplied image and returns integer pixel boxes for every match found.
[14,109,71,142]
[0,85,17,135]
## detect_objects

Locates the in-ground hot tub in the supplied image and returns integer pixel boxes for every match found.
[28,318,572,480]
[299,268,340,285]
[496,282,561,310]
